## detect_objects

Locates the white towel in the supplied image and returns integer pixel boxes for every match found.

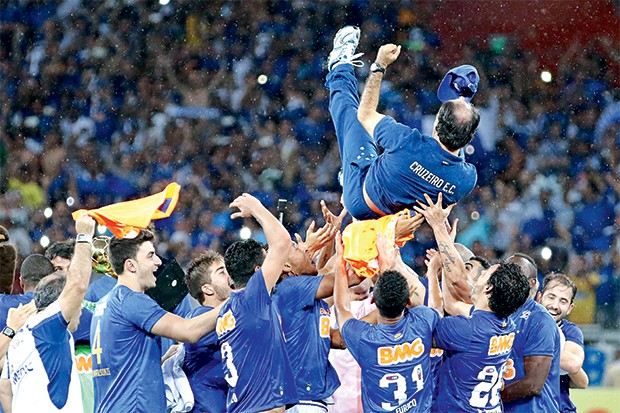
[162,344,195,413]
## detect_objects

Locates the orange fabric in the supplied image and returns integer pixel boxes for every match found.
[342,210,414,278]
[72,183,181,238]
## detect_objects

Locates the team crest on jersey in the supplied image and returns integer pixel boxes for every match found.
[216,310,236,336]
[520,310,531,320]
[488,332,515,356]
[394,333,403,340]
[378,338,425,366]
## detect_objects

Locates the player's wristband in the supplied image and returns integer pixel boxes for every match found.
[371,62,386,74]
[76,233,93,244]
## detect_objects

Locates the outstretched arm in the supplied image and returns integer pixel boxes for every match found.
[229,193,291,293]
[333,232,355,328]
[357,44,401,138]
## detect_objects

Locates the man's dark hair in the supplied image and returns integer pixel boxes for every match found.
[45,239,75,261]
[487,262,529,319]
[435,100,481,151]
[224,239,265,288]
[20,254,54,288]
[34,273,66,311]
[373,270,410,318]
[185,251,224,302]
[470,256,491,270]
[541,272,577,303]
[109,230,155,276]
[509,253,538,280]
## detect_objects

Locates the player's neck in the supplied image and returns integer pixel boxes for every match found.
[431,130,460,156]
[117,275,144,293]
[378,313,404,325]
[202,297,225,308]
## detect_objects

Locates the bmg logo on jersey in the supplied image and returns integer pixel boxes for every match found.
[488,332,515,356]
[216,310,236,336]
[377,338,424,366]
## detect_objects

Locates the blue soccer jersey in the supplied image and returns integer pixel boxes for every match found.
[558,320,584,413]
[215,269,298,412]
[183,305,227,413]
[365,116,477,214]
[0,292,34,330]
[434,310,516,413]
[90,285,168,413]
[503,299,561,413]
[272,276,341,402]
[341,306,439,413]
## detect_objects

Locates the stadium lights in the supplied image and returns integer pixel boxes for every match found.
[257,75,268,85]
[40,235,50,248]
[240,226,252,240]
[97,225,107,235]
[66,197,75,207]
[470,211,480,221]
[540,71,552,83]
[541,246,552,261]
[159,0,170,5]
[43,207,53,219]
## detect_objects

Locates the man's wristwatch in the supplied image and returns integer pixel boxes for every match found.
[370,62,386,74]
[76,233,93,244]
[1,326,15,339]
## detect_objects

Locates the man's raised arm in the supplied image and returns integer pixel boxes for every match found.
[357,44,401,138]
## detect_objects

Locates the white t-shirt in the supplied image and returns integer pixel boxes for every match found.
[2,301,82,412]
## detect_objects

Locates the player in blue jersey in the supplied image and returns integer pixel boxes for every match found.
[333,231,439,412]
[90,230,222,413]
[415,193,530,413]
[500,254,562,412]
[217,193,297,413]
[0,254,53,331]
[325,26,480,220]
[536,273,588,412]
[182,251,232,413]
[0,214,95,412]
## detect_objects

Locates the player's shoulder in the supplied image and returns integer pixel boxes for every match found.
[560,320,584,343]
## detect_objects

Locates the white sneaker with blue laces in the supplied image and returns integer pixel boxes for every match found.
[327,26,364,70]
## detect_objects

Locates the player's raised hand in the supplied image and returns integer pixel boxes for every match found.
[229,193,264,219]
[425,248,442,277]
[394,211,425,239]
[413,193,455,231]
[376,44,401,67]
[376,233,399,272]
[7,301,36,331]
[320,199,347,230]
[294,220,337,259]
[75,213,96,236]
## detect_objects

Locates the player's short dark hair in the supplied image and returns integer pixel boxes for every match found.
[470,256,491,270]
[20,254,54,287]
[373,270,410,318]
[109,230,155,276]
[224,239,265,288]
[185,251,224,301]
[509,253,538,280]
[487,262,529,319]
[45,239,75,261]
[34,272,66,311]
[541,272,577,303]
[435,100,480,151]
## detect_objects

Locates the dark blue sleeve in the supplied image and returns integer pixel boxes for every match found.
[32,305,69,344]
[121,291,168,333]
[434,315,473,352]
[243,269,272,318]
[410,305,440,332]
[374,116,418,151]
[523,311,557,357]
[274,276,323,312]
[341,318,370,360]
[561,322,584,348]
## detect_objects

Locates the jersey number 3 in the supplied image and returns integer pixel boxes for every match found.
[221,341,239,387]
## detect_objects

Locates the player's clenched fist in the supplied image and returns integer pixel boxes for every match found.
[376,43,401,67]
[229,193,265,219]
[75,214,96,236]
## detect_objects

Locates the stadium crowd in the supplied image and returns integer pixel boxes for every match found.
[0,0,619,412]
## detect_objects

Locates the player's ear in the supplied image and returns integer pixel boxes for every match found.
[370,295,376,305]
[201,284,215,297]
[535,291,542,303]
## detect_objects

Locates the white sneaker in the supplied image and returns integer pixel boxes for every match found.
[328,26,364,70]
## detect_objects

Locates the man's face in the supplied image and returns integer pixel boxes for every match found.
[286,242,317,276]
[538,281,574,323]
[51,256,71,273]
[132,241,162,290]
[465,259,486,290]
[470,263,497,301]
[206,260,232,300]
